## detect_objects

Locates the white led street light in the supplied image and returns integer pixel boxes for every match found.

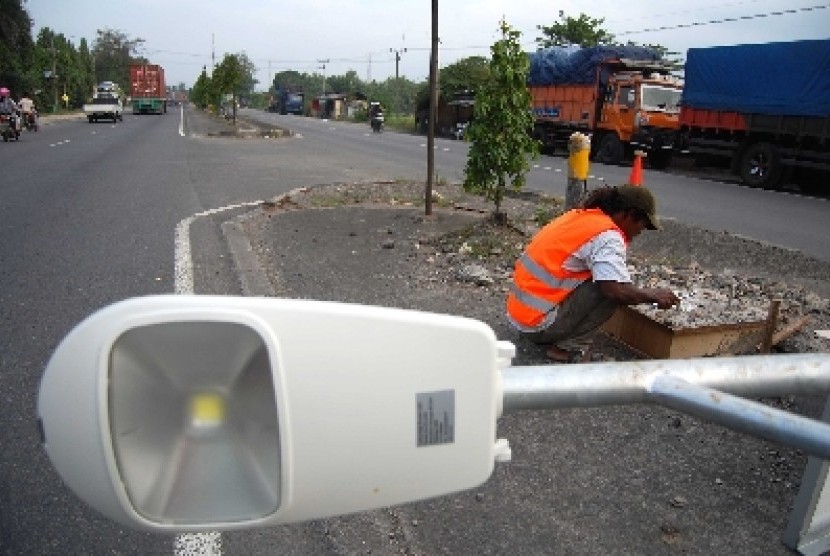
[38,296,514,531]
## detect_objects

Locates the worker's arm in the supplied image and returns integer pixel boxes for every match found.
[598,280,679,309]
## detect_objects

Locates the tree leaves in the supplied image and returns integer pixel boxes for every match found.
[462,20,539,221]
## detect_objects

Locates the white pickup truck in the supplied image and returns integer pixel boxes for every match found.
[83,95,123,123]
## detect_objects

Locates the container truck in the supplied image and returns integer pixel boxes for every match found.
[130,64,167,115]
[679,39,830,191]
[528,46,683,168]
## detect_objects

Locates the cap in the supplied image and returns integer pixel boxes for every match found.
[617,185,660,230]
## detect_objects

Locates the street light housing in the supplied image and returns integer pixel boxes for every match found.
[38,296,513,531]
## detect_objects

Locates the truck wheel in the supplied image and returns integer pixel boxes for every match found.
[648,150,672,170]
[594,133,624,165]
[740,142,783,189]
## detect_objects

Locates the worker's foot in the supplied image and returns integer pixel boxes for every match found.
[545,344,594,363]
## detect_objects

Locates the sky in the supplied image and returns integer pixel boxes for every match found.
[25,0,830,91]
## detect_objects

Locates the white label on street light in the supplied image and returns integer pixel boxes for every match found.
[417,390,455,446]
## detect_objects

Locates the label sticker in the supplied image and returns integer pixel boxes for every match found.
[417,390,455,446]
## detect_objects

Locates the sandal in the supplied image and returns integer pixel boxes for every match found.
[545,345,595,363]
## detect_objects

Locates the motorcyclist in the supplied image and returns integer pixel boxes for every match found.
[369,102,383,119]
[0,87,22,133]
[369,102,384,132]
[0,87,17,114]
[18,92,36,129]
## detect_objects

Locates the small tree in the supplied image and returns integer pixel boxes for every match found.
[213,53,245,125]
[463,20,538,223]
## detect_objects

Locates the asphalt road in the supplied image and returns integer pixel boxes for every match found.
[0,107,826,554]
[243,109,830,262]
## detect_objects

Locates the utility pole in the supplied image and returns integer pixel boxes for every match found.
[425,0,438,216]
[389,47,407,79]
[50,35,58,113]
[318,59,329,94]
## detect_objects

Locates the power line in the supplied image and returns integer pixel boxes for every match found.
[615,4,829,36]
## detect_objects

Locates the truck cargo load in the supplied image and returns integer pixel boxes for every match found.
[528,46,681,168]
[679,39,830,190]
[682,40,830,117]
[529,45,662,85]
[130,64,167,115]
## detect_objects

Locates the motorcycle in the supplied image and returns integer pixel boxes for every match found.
[23,109,38,132]
[0,112,21,142]
[370,112,384,133]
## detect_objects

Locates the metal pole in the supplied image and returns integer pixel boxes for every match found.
[501,354,830,459]
[425,0,438,217]
[650,375,830,459]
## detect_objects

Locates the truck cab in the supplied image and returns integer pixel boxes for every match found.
[593,62,683,168]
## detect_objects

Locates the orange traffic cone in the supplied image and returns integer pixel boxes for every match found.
[629,150,645,186]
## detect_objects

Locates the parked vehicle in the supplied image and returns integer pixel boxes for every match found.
[528,46,682,168]
[130,64,167,115]
[678,39,830,191]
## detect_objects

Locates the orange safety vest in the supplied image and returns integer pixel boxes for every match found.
[506,208,623,329]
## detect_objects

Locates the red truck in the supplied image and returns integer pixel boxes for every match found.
[529,46,683,168]
[130,64,167,115]
[678,40,830,191]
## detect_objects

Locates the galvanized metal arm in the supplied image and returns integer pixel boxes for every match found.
[501,353,830,459]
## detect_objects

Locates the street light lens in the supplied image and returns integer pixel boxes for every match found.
[108,321,282,525]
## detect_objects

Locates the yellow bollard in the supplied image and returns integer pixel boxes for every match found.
[566,132,591,209]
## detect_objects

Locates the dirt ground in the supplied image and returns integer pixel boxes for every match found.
[244,180,830,360]
[234,180,830,555]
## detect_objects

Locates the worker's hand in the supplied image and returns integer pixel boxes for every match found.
[651,288,680,310]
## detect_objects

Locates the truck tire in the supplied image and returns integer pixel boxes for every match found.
[739,142,783,189]
[648,150,672,170]
[594,133,624,165]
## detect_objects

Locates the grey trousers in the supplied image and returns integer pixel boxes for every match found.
[522,281,618,346]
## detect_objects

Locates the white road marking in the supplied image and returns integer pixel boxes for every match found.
[174,532,222,556]
[174,201,265,295]
[179,105,185,137]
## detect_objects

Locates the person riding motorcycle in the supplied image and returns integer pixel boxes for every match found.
[0,87,22,133]
[18,92,37,130]
[369,102,384,132]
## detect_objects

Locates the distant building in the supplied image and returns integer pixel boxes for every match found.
[311,93,347,119]
[416,90,475,137]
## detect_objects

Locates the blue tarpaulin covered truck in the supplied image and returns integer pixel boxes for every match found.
[679,39,830,190]
[268,86,304,115]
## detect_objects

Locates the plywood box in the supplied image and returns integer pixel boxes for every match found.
[600,306,769,359]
